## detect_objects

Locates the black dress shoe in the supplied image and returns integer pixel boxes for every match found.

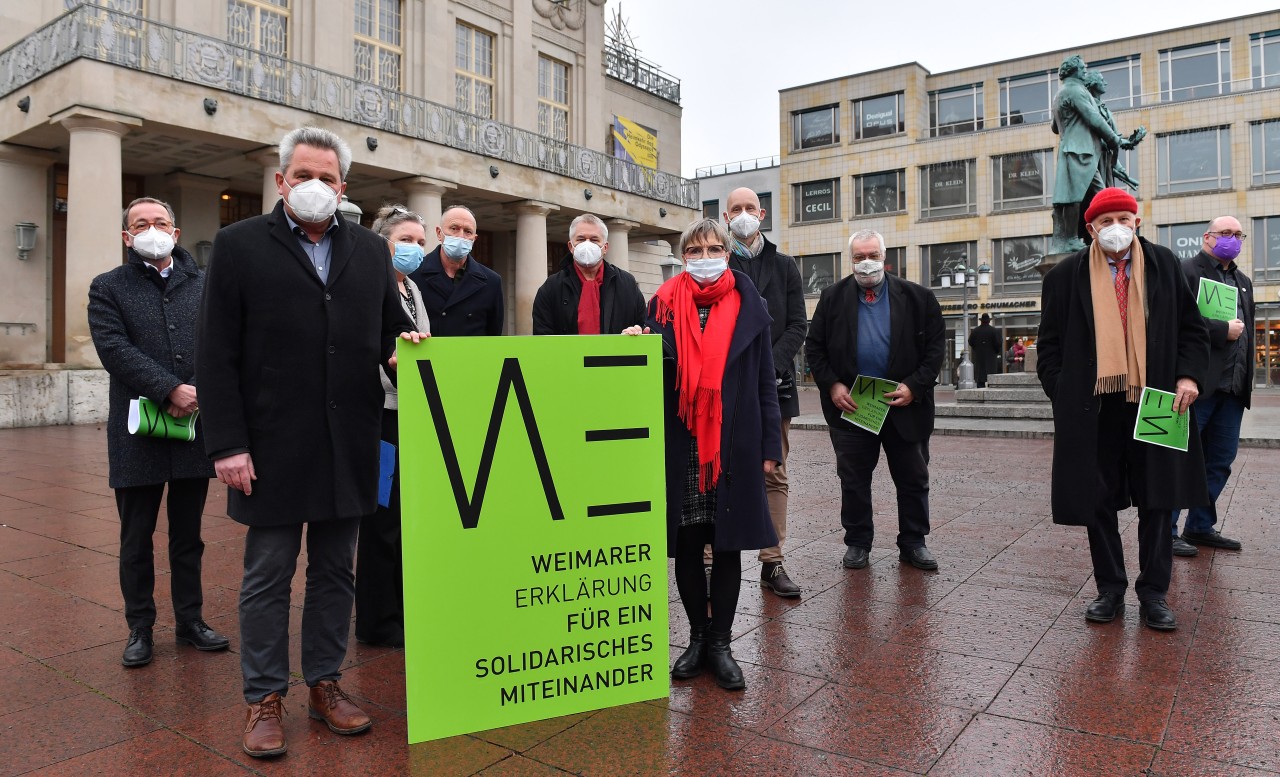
[899,545,938,571]
[761,562,801,597]
[176,619,230,651]
[706,630,745,690]
[842,546,869,569]
[1084,592,1125,623]
[1182,530,1242,550]
[122,627,153,667]
[670,627,707,679]
[1139,599,1177,631]
[1171,536,1199,557]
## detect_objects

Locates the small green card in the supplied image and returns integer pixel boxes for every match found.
[127,397,197,442]
[840,375,899,434]
[1196,277,1238,322]
[1132,386,1190,451]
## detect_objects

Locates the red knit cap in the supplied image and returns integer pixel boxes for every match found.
[1084,187,1138,223]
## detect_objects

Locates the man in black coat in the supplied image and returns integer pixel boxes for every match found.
[1171,216,1252,557]
[88,197,227,669]
[1037,187,1209,631]
[197,127,421,758]
[968,313,1001,387]
[532,213,645,335]
[805,229,945,572]
[724,188,807,597]
[408,205,504,336]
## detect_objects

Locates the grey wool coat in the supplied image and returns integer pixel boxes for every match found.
[87,246,215,489]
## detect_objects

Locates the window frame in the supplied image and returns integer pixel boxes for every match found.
[792,179,840,225]
[921,241,978,292]
[1087,54,1142,110]
[853,92,904,140]
[791,104,840,151]
[998,70,1058,126]
[702,200,719,220]
[455,22,496,119]
[1252,119,1280,187]
[354,0,402,91]
[1156,222,1211,261]
[1159,39,1231,102]
[928,83,984,137]
[537,54,571,142]
[919,160,977,219]
[991,149,1054,211]
[991,235,1050,289]
[795,253,840,298]
[853,169,906,216]
[1251,29,1280,90]
[1253,215,1280,283]
[758,192,774,232]
[1156,126,1232,195]
[884,246,906,280]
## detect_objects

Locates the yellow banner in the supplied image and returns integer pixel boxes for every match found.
[612,116,658,169]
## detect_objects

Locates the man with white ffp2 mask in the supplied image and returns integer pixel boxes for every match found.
[407,205,505,337]
[723,188,807,598]
[532,213,645,335]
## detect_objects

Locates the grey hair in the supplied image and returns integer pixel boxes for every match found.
[678,218,731,256]
[440,204,476,225]
[278,126,352,179]
[848,229,886,257]
[122,197,176,229]
[569,213,609,243]
[371,203,424,238]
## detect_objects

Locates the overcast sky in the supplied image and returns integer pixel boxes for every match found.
[605,1,1279,177]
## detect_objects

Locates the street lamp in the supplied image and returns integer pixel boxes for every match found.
[659,252,683,281]
[938,255,992,390]
[337,195,363,224]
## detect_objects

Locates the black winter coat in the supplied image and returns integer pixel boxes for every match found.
[1183,250,1255,408]
[408,246,505,336]
[804,274,945,441]
[728,237,807,418]
[88,247,215,489]
[650,271,782,556]
[1037,237,1210,523]
[531,256,645,335]
[196,202,413,526]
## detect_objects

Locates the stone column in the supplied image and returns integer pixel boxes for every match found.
[168,172,228,266]
[247,149,281,213]
[0,145,58,365]
[605,219,639,273]
[53,109,141,367]
[509,201,559,336]
[400,177,456,251]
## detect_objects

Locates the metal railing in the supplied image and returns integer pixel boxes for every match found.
[0,4,699,209]
[604,42,680,105]
[695,156,780,178]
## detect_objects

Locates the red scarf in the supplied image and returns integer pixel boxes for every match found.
[654,271,740,491]
[574,262,604,335]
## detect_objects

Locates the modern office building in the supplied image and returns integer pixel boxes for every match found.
[0,0,696,404]
[779,10,1280,385]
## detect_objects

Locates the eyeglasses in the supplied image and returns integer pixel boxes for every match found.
[851,252,883,262]
[1208,230,1246,240]
[682,244,728,259]
[391,205,423,223]
[127,220,173,234]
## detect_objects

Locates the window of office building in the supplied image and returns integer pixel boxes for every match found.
[1156,222,1210,261]
[1157,126,1231,195]
[854,93,903,139]
[992,150,1053,210]
[1088,55,1142,109]
[1255,216,1280,282]
[1160,40,1231,102]
[853,169,906,216]
[797,253,839,296]
[999,71,1057,126]
[884,246,906,279]
[538,55,570,142]
[702,200,719,220]
[1252,30,1280,89]
[993,235,1049,287]
[792,105,839,150]
[456,23,495,118]
[929,83,983,137]
[922,241,977,289]
[1254,119,1280,187]
[1115,145,1140,192]
[793,179,839,223]
[920,160,976,219]
[354,0,401,91]
[758,192,773,232]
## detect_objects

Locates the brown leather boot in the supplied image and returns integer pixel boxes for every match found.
[308,680,372,734]
[242,692,287,758]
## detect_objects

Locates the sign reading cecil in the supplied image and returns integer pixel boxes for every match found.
[397,335,668,743]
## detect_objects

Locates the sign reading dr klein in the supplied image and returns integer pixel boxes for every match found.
[397,336,668,743]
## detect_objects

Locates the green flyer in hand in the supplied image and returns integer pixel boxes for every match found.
[1196,277,1238,322]
[840,375,900,434]
[1132,386,1189,452]
[127,396,197,442]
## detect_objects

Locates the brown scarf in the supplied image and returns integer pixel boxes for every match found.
[654,271,740,491]
[1088,239,1147,401]
[573,261,603,334]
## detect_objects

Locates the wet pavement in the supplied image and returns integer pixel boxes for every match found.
[2,422,1279,776]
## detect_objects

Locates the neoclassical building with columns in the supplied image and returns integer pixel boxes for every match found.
[0,0,695,423]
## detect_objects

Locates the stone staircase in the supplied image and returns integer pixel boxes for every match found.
[933,371,1054,438]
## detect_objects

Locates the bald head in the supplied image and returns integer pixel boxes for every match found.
[1203,215,1244,261]
[724,187,765,241]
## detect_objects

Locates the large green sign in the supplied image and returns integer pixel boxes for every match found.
[397,335,669,743]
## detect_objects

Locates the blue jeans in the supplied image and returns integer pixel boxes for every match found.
[1173,392,1244,535]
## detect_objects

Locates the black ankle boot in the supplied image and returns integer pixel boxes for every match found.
[671,627,706,678]
[706,630,744,690]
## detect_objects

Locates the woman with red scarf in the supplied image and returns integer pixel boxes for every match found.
[628,218,781,690]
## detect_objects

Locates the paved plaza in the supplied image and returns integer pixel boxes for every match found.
[2,415,1279,776]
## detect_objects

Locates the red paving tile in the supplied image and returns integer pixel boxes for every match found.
[4,424,1280,774]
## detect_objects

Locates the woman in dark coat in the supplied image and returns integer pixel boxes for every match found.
[627,218,781,690]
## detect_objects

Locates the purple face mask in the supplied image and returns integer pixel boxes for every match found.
[1212,235,1242,261]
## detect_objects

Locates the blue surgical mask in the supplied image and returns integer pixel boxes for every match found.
[441,235,473,260]
[392,242,425,274]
